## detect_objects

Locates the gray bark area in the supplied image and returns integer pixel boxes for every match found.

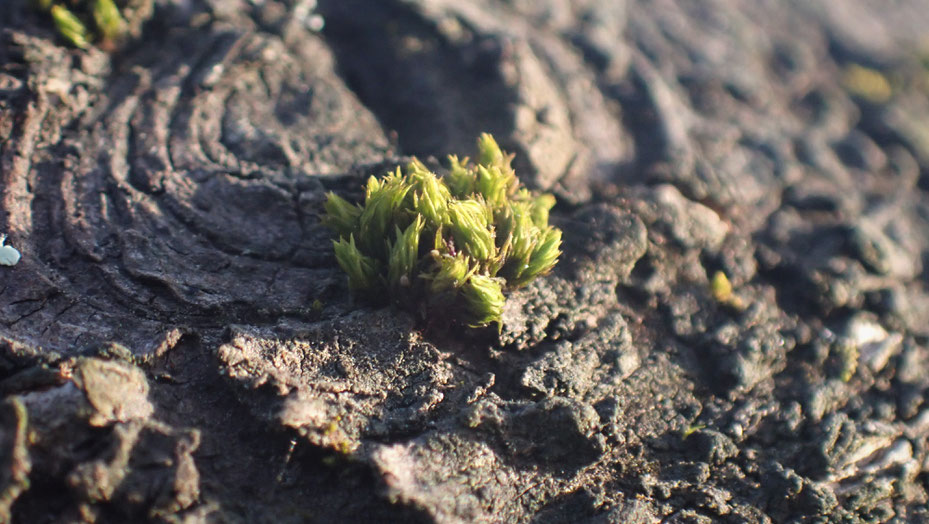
[3,0,929,522]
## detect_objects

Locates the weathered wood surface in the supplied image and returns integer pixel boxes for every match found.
[3,0,929,521]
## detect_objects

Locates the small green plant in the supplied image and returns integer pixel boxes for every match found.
[32,0,125,49]
[324,134,562,328]
[682,423,706,440]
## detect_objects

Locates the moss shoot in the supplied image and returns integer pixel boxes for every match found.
[324,134,562,328]
[32,0,127,48]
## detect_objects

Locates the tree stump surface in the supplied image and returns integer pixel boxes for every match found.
[3,0,929,521]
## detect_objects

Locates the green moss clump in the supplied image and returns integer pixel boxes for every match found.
[32,0,126,49]
[324,134,562,328]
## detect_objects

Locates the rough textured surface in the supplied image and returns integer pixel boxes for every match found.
[3,0,929,521]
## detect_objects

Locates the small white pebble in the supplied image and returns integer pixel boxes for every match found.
[727,423,743,440]
[306,14,325,32]
[293,0,325,32]
[0,234,21,266]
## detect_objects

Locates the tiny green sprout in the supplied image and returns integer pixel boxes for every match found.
[387,216,425,292]
[842,64,893,103]
[92,0,124,42]
[530,193,556,228]
[832,340,859,383]
[710,270,733,303]
[428,252,474,295]
[682,424,707,440]
[522,227,562,286]
[461,275,506,328]
[448,199,496,263]
[322,193,361,239]
[50,5,90,48]
[323,134,562,328]
[710,270,744,310]
[332,235,380,292]
[32,0,128,48]
[445,155,475,197]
